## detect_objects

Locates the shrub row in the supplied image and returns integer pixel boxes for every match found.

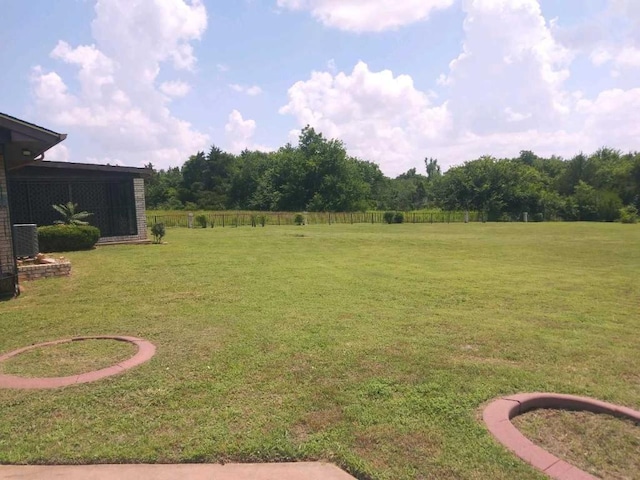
[37,225,101,252]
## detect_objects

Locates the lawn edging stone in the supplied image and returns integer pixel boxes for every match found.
[483,392,640,480]
[0,336,156,389]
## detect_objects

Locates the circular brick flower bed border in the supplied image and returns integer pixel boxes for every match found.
[483,392,640,480]
[0,336,156,389]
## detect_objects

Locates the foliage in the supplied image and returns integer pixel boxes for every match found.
[383,211,395,224]
[394,211,405,223]
[151,223,166,243]
[52,202,93,226]
[195,215,207,228]
[294,213,305,225]
[37,225,101,252]
[144,126,640,222]
[620,205,638,224]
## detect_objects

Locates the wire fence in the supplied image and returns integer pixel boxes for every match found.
[146,211,487,228]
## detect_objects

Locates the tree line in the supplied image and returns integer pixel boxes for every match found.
[145,126,640,222]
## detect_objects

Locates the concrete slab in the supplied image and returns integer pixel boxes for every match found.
[0,462,357,480]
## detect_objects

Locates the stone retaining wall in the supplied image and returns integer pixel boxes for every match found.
[18,262,71,282]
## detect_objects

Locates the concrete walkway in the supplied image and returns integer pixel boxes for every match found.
[0,462,357,480]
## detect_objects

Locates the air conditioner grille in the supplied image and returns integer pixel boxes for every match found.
[13,224,39,258]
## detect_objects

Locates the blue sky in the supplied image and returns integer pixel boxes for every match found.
[1,0,638,176]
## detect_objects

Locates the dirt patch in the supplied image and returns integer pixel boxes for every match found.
[353,424,442,473]
[291,406,344,443]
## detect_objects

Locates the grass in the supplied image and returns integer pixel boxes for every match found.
[513,410,640,479]
[0,223,639,479]
[0,339,137,378]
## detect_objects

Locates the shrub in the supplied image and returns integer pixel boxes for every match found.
[597,192,623,222]
[52,202,92,226]
[294,213,306,226]
[195,214,207,228]
[151,223,166,243]
[393,212,405,224]
[37,225,101,252]
[383,211,395,224]
[620,205,638,224]
[532,213,544,222]
[258,215,267,227]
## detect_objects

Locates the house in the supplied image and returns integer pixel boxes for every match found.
[0,112,150,297]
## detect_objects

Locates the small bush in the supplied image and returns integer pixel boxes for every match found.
[532,213,544,222]
[151,223,166,243]
[294,213,306,226]
[620,205,638,224]
[258,215,267,227]
[195,215,207,228]
[383,211,395,224]
[37,225,101,252]
[393,212,405,224]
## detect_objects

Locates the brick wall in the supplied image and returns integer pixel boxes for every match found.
[18,261,71,282]
[0,154,17,295]
[97,177,148,244]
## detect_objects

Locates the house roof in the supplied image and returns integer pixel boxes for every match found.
[14,160,151,177]
[0,112,67,170]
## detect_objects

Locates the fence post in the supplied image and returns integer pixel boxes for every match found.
[187,212,193,228]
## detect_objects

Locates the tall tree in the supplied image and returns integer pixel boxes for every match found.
[425,157,442,180]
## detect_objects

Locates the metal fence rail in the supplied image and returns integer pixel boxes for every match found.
[146,211,485,228]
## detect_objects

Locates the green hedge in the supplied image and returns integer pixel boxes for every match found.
[37,225,101,252]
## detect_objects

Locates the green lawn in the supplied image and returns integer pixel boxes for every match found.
[1,223,638,479]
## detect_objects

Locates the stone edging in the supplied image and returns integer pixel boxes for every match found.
[482,392,640,480]
[0,336,156,389]
[17,261,72,282]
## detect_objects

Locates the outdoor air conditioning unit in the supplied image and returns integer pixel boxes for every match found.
[13,224,39,258]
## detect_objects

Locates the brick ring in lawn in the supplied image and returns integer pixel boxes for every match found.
[0,336,156,389]
[483,392,640,480]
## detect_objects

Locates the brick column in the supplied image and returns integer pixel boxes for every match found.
[133,178,147,241]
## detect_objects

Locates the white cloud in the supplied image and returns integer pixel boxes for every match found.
[160,80,191,97]
[229,84,263,96]
[44,144,70,162]
[555,0,640,74]
[591,46,640,69]
[277,0,454,32]
[30,0,209,169]
[224,110,272,154]
[280,1,640,176]
[442,0,573,133]
[280,61,452,174]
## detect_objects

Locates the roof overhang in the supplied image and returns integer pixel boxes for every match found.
[13,160,152,177]
[0,112,67,171]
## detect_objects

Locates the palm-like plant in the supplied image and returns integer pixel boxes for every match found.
[52,202,93,226]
